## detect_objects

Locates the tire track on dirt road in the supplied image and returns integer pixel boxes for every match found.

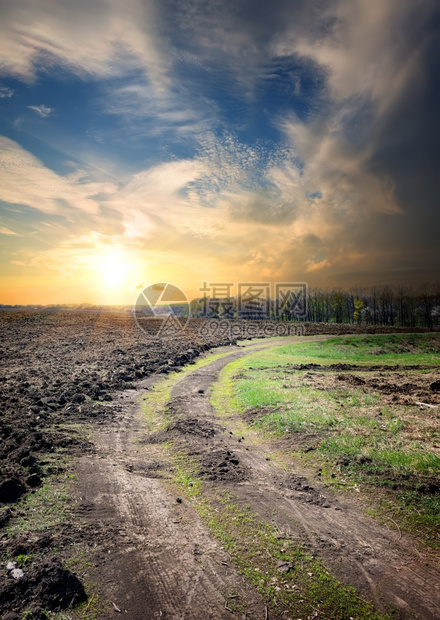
[166,338,440,619]
[75,343,285,620]
[74,337,321,619]
[75,336,440,619]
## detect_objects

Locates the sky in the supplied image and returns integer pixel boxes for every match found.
[0,0,439,305]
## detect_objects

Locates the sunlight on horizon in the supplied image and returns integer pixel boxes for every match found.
[93,249,131,289]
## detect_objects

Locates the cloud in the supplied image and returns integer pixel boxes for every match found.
[0,226,18,235]
[279,114,400,216]
[103,81,213,139]
[0,0,438,293]
[0,132,428,295]
[0,84,14,98]
[161,0,317,98]
[27,104,53,117]
[263,0,440,281]
[0,0,171,90]
[0,137,116,215]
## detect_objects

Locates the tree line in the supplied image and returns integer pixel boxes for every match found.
[189,283,440,328]
[306,284,440,328]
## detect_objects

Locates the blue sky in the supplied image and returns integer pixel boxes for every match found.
[0,0,439,304]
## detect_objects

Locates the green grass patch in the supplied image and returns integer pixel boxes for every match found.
[323,434,440,477]
[211,334,440,549]
[5,478,72,538]
[257,333,440,367]
[59,548,107,619]
[167,445,204,499]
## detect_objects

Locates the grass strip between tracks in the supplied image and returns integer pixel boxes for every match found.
[141,348,242,432]
[161,449,394,619]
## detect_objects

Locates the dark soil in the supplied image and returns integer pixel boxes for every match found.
[280,362,439,371]
[163,398,249,481]
[199,448,247,482]
[295,364,440,406]
[0,310,437,617]
[0,313,238,515]
[168,417,218,439]
[282,474,335,508]
[0,558,86,619]
[0,312,240,617]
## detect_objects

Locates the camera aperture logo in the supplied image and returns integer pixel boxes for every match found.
[134,280,308,339]
[134,283,189,337]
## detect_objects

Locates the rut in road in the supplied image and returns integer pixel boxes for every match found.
[166,340,440,619]
[75,358,270,620]
[76,338,440,619]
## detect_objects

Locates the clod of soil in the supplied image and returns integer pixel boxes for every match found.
[0,558,87,617]
[168,417,218,439]
[199,449,247,482]
[140,430,170,444]
[283,475,333,507]
[0,478,26,503]
[25,473,42,488]
[243,406,279,424]
[277,560,294,573]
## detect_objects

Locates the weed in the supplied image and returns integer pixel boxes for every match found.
[172,457,203,499]
[61,548,106,619]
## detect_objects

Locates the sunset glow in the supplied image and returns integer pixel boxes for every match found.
[91,249,132,290]
[0,1,438,305]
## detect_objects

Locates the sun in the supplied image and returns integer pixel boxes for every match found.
[102,253,128,288]
[91,248,132,290]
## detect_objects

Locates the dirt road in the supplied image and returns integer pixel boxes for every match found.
[75,337,440,619]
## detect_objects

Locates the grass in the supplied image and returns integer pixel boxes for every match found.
[210,333,440,549]
[60,549,107,620]
[18,548,107,620]
[1,473,102,620]
[1,412,106,619]
[165,443,204,499]
[197,494,393,619]
[2,482,108,620]
[5,472,74,537]
[249,333,440,367]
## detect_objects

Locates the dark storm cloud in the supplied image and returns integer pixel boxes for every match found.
[269,0,440,282]
[353,1,440,279]
[367,3,440,233]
